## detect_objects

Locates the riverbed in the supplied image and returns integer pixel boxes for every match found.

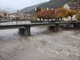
[0,26,80,60]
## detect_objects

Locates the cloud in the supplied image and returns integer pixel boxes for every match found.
[0,0,49,10]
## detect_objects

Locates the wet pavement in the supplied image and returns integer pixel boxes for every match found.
[0,26,80,60]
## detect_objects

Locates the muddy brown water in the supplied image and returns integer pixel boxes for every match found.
[0,26,80,60]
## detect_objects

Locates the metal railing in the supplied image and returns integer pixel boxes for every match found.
[0,20,80,26]
[0,20,31,26]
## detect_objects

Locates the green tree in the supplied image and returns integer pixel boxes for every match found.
[4,13,7,16]
[76,12,80,20]
[0,15,2,18]
[35,7,42,12]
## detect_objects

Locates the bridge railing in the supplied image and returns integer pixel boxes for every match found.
[31,20,80,23]
[0,20,31,26]
[0,19,80,26]
[31,20,63,23]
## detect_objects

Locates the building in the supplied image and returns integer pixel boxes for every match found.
[64,2,79,10]
[0,12,8,19]
[64,0,80,10]
[8,11,31,20]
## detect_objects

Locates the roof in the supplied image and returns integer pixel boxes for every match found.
[68,2,79,9]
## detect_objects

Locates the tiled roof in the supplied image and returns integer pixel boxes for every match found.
[68,2,80,9]
[76,0,80,2]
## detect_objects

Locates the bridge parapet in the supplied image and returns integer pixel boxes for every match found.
[0,20,80,36]
[0,20,31,26]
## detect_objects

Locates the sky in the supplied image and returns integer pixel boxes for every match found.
[0,0,49,10]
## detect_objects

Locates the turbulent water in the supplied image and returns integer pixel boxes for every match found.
[0,26,80,60]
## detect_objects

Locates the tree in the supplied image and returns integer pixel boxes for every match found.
[76,12,80,20]
[35,11,42,20]
[4,13,7,16]
[15,17,20,20]
[0,15,2,18]
[66,10,77,20]
[35,7,42,12]
[35,9,55,20]
[0,15,2,20]
[46,9,55,19]
[31,15,37,20]
[55,8,68,20]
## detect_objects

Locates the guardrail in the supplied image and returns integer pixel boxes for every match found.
[0,20,80,26]
[0,20,31,26]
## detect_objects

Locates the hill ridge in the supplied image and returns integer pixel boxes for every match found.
[20,0,73,14]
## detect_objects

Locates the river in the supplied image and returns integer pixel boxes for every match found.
[0,26,80,60]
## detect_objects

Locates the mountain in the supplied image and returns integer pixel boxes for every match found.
[0,6,17,13]
[20,0,72,14]
[20,5,39,14]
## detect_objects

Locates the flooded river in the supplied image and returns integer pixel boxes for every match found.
[0,26,80,60]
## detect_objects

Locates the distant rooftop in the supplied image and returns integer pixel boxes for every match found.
[67,0,80,10]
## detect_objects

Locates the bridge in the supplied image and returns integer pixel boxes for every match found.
[0,20,80,36]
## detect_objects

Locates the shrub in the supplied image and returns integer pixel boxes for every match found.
[76,12,80,20]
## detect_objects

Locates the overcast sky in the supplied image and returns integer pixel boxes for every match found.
[0,0,49,10]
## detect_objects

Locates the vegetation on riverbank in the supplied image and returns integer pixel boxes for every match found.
[76,12,80,20]
[31,7,78,21]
